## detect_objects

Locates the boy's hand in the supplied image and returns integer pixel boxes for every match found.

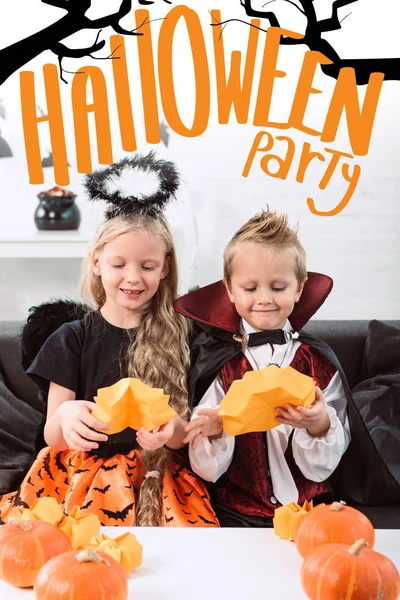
[275,387,331,437]
[136,421,175,451]
[183,408,223,449]
[58,400,110,452]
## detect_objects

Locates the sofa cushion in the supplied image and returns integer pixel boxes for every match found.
[0,321,41,411]
[351,320,400,490]
[362,320,400,378]
[303,320,369,389]
[352,504,400,529]
[0,321,43,494]
[0,370,42,494]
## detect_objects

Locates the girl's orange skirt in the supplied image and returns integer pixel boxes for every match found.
[0,447,219,527]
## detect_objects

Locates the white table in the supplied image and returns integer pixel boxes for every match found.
[1,528,399,599]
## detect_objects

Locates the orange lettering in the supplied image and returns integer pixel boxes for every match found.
[158,6,210,137]
[308,160,361,216]
[111,35,137,152]
[20,65,68,185]
[260,135,295,179]
[296,142,325,183]
[242,131,274,177]
[253,27,303,128]
[212,11,260,124]
[72,66,113,173]
[288,51,332,136]
[136,9,160,144]
[322,68,384,156]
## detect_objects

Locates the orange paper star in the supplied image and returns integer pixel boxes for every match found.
[12,497,63,525]
[92,377,177,434]
[273,500,323,541]
[58,506,101,550]
[219,365,315,436]
[85,532,143,574]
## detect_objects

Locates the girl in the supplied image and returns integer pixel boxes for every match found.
[0,154,218,528]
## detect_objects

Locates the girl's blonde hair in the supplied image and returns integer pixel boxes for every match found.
[224,210,307,284]
[80,213,190,526]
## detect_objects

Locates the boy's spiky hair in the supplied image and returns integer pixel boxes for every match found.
[224,210,307,284]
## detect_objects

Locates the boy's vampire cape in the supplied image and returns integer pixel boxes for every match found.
[174,273,400,508]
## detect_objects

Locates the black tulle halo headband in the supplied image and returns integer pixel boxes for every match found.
[83,151,181,220]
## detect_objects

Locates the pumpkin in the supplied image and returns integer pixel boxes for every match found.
[301,539,400,600]
[0,519,72,587]
[34,549,128,600]
[294,501,375,558]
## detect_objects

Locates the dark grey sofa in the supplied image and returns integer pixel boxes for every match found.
[304,320,400,391]
[0,319,399,527]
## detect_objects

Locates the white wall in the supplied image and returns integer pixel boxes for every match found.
[0,0,399,321]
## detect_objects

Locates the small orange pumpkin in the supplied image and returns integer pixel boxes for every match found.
[294,501,375,558]
[301,539,400,600]
[0,519,72,587]
[34,549,128,600]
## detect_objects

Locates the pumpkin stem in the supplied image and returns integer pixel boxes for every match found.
[76,550,111,567]
[9,519,33,531]
[348,539,369,555]
[330,501,347,512]
[77,550,103,563]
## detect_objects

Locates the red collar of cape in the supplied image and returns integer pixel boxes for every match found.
[174,272,333,332]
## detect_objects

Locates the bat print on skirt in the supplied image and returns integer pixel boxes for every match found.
[0,447,219,527]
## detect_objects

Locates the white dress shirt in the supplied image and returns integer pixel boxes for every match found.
[189,319,351,505]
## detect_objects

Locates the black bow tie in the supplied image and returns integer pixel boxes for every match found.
[209,327,299,347]
[234,329,298,347]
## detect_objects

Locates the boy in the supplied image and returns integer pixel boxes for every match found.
[178,210,351,527]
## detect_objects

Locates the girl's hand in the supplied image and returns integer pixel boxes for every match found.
[57,400,110,452]
[183,408,223,449]
[275,387,331,437]
[136,421,175,451]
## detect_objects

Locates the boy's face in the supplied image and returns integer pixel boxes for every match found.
[225,243,305,331]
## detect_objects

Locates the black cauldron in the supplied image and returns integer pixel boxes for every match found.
[34,187,81,231]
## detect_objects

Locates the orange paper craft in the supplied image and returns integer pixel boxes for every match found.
[273,500,318,541]
[85,532,143,574]
[58,506,101,550]
[219,365,315,436]
[92,377,177,434]
[11,497,63,525]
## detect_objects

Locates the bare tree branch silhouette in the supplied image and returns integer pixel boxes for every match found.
[52,29,124,84]
[236,0,400,84]
[0,0,171,87]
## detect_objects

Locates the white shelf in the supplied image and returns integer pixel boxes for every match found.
[0,229,91,258]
